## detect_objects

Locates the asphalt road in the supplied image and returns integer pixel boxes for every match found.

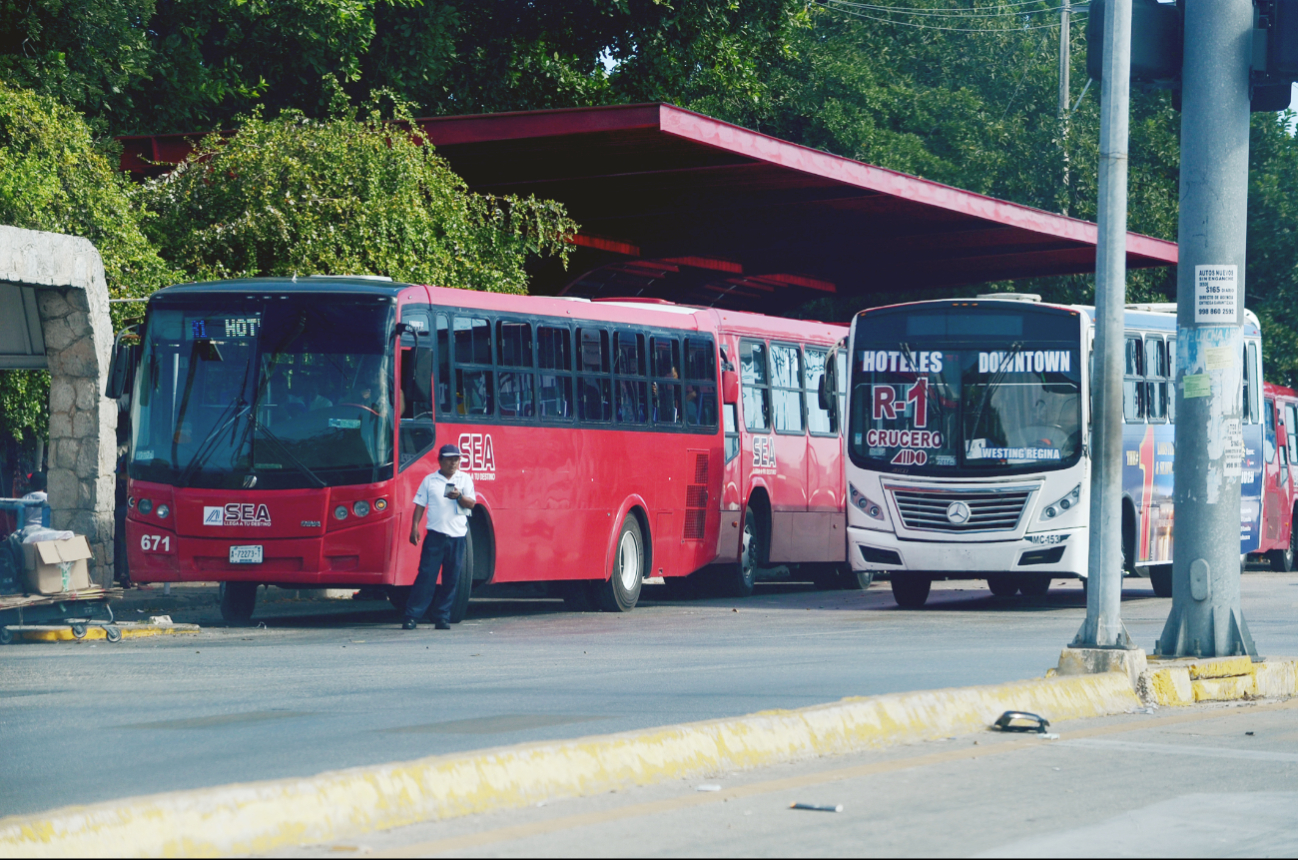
[277,700,1298,858]
[2,572,1297,819]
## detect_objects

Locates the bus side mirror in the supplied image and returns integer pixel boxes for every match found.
[105,333,138,400]
[722,370,739,405]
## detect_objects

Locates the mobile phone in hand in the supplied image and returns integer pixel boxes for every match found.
[444,483,456,497]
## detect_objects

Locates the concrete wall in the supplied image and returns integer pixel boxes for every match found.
[0,225,117,587]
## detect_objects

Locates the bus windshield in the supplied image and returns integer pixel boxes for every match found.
[129,294,396,489]
[848,305,1083,475]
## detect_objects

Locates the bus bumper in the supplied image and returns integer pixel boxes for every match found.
[847,526,1087,578]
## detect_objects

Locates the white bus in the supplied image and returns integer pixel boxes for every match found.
[835,295,1265,607]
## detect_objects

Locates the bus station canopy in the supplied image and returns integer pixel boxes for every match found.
[119,103,1178,313]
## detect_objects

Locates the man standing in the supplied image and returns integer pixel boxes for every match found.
[404,444,476,630]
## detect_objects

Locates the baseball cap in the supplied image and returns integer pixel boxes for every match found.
[438,444,462,459]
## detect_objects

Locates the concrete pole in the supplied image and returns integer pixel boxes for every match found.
[1073,0,1130,649]
[1159,0,1257,659]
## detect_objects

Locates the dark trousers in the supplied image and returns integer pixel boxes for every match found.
[405,529,465,623]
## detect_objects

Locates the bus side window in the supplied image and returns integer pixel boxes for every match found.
[770,343,804,434]
[614,331,647,425]
[684,337,717,428]
[835,348,847,435]
[1244,342,1259,423]
[398,310,435,469]
[804,347,834,435]
[577,328,612,422]
[1287,404,1298,472]
[497,320,535,420]
[740,339,771,432]
[454,317,494,417]
[650,336,682,426]
[1145,336,1167,421]
[1264,397,1277,464]
[1123,335,1145,422]
[1167,337,1176,422]
[436,314,451,416]
[537,325,573,420]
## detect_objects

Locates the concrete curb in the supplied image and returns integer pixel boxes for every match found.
[11,623,200,643]
[0,672,1138,858]
[1146,656,1298,705]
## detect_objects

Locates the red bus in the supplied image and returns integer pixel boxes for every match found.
[1255,381,1298,571]
[116,278,850,623]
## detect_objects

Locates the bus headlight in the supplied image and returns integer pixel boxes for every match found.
[334,505,349,521]
[1040,484,1081,521]
[849,483,885,521]
[138,498,153,515]
[352,500,370,517]
[155,504,170,519]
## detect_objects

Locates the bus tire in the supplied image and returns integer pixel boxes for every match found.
[220,582,257,626]
[1149,564,1173,598]
[891,575,931,608]
[598,515,644,612]
[986,574,1020,597]
[715,508,760,598]
[853,570,875,590]
[1269,521,1295,572]
[1017,575,1051,597]
[449,532,475,623]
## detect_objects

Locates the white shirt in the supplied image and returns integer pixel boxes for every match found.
[413,470,475,537]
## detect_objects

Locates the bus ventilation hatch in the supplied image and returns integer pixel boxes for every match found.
[684,451,709,540]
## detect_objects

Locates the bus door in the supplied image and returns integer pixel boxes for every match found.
[804,343,845,562]
[716,339,745,561]
[1263,394,1285,543]
[392,306,436,583]
[767,341,810,561]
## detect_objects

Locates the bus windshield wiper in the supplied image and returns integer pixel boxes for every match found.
[250,419,327,488]
[177,397,250,487]
[964,341,1023,457]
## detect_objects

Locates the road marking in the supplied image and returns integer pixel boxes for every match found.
[370,699,1298,858]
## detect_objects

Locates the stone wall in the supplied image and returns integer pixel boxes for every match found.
[0,226,116,587]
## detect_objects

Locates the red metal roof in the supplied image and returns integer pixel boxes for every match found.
[118,103,1177,313]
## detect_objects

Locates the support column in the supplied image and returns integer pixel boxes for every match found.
[1159,0,1257,658]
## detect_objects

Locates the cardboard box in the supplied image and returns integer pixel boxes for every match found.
[22,536,92,594]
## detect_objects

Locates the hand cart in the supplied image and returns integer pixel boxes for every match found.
[0,587,125,644]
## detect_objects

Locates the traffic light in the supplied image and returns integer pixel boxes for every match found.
[1086,0,1181,87]
[1087,0,1298,112]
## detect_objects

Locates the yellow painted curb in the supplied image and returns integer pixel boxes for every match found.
[0,673,1138,858]
[1186,656,1253,680]
[1148,657,1298,706]
[14,624,199,643]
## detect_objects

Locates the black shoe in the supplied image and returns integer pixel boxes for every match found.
[434,621,451,630]
[402,618,417,630]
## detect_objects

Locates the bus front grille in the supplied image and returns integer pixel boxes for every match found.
[889,486,1033,533]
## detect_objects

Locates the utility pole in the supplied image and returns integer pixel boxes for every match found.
[1158,0,1258,659]
[1072,0,1130,650]
[1059,0,1072,215]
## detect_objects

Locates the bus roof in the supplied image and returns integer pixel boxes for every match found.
[149,278,847,341]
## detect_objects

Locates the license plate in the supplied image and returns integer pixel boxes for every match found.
[229,545,263,564]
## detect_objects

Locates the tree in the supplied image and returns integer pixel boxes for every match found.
[137,98,577,293]
[0,82,175,450]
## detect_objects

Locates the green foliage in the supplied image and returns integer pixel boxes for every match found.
[0,82,175,443]
[1247,111,1298,387]
[138,99,577,293]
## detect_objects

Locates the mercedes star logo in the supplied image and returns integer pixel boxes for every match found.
[946,501,971,525]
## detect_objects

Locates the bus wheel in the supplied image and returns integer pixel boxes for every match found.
[1269,524,1295,572]
[219,582,257,626]
[598,516,644,612]
[449,534,474,624]
[1149,564,1173,598]
[853,570,875,590]
[986,574,1020,597]
[720,508,760,598]
[1017,576,1051,597]
[891,575,931,608]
